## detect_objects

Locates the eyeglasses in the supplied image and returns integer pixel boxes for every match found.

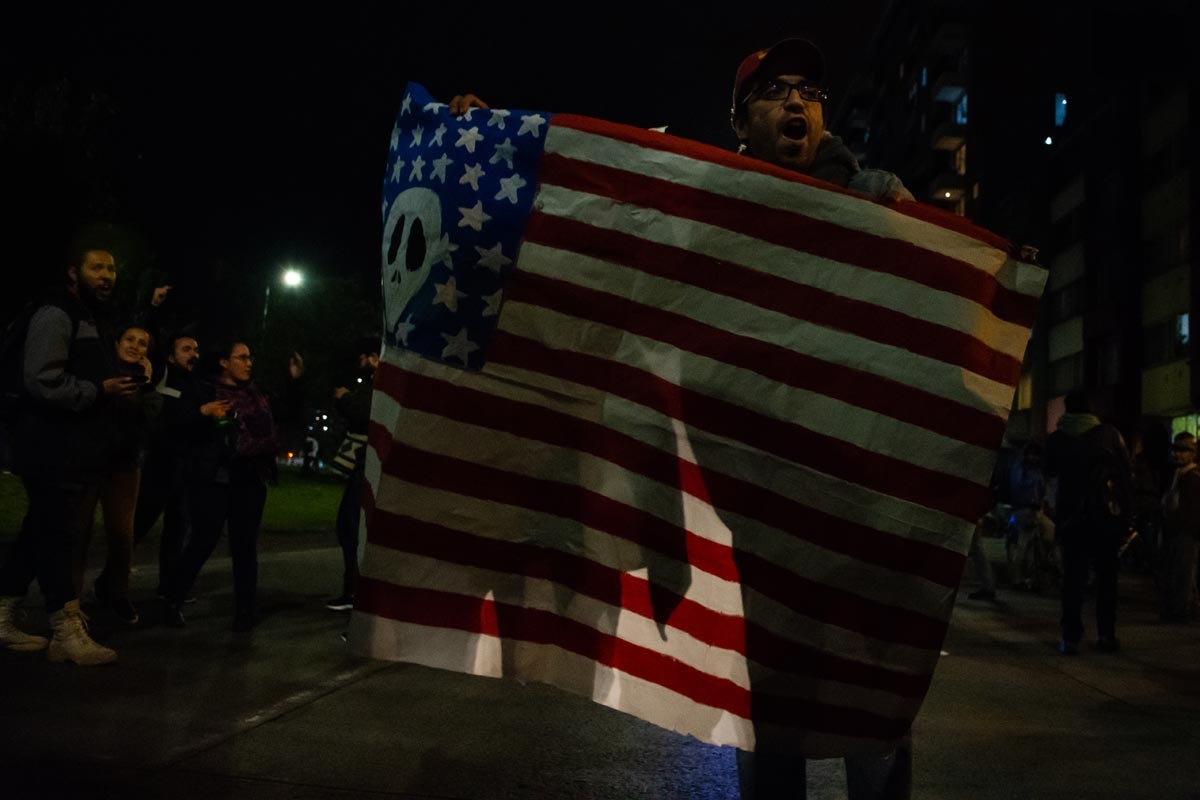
[750,78,828,104]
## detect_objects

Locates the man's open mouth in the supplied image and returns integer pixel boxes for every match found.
[782,118,808,142]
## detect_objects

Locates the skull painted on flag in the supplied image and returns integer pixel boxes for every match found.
[383,187,442,346]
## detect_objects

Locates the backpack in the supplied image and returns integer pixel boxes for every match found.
[1083,430,1133,536]
[0,301,38,429]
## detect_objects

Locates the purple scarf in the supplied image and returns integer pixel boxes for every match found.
[216,381,279,459]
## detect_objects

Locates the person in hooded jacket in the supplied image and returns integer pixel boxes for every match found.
[162,339,304,632]
[1045,391,1133,654]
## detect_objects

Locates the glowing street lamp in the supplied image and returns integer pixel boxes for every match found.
[262,266,306,340]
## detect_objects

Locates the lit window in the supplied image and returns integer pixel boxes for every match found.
[1017,374,1033,410]
[1054,93,1068,127]
[955,94,968,125]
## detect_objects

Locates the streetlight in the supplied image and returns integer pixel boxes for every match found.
[262,266,305,341]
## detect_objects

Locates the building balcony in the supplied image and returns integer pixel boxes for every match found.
[931,70,966,104]
[930,120,965,151]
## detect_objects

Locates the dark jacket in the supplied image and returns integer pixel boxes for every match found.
[334,373,374,436]
[809,133,914,201]
[1045,413,1132,530]
[109,359,162,469]
[145,362,196,459]
[12,291,117,478]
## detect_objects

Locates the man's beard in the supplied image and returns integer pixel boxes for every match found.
[77,280,112,312]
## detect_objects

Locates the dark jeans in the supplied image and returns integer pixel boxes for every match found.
[1060,523,1119,643]
[736,734,913,799]
[335,469,363,597]
[133,449,189,594]
[0,475,90,612]
[168,466,267,616]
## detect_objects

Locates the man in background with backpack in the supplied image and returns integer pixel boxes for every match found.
[0,244,140,665]
[1045,390,1133,655]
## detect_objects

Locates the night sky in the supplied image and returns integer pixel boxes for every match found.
[2,2,887,321]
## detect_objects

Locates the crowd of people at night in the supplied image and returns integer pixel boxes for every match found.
[0,243,380,666]
[968,391,1200,652]
[1,32,1196,800]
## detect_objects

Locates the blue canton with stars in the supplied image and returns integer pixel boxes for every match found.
[381,82,552,371]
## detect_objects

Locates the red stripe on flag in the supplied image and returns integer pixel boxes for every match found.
[375,362,965,587]
[493,278,994,521]
[364,506,932,698]
[548,113,1013,254]
[538,152,1037,329]
[366,419,952,650]
[525,212,1021,401]
[355,576,913,740]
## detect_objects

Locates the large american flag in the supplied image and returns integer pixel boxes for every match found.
[351,82,1047,756]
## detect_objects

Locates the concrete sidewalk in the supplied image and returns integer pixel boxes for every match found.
[1,535,1198,799]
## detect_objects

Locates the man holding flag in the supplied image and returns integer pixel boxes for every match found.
[356,36,1045,800]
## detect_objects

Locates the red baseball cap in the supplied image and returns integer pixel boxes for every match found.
[731,38,826,114]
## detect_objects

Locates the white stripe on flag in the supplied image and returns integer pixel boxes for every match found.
[545,126,1046,299]
[370,392,957,619]
[498,297,1000,485]
[349,611,760,750]
[533,184,1034,362]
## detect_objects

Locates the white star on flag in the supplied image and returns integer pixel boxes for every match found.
[489,138,516,169]
[409,155,427,181]
[390,159,406,182]
[457,201,491,231]
[433,277,467,313]
[457,107,475,122]
[455,126,484,154]
[495,173,527,205]
[430,233,458,268]
[410,126,424,148]
[431,123,447,147]
[460,163,485,191]
[424,101,448,114]
[400,94,412,115]
[474,242,512,273]
[394,315,415,346]
[430,154,454,183]
[482,289,503,317]
[487,109,511,130]
[389,127,400,151]
[517,113,546,138]
[440,327,479,364]
[381,198,388,217]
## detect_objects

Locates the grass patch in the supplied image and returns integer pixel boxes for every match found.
[262,467,344,532]
[0,466,343,542]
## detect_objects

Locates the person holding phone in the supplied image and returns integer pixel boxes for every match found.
[74,323,163,625]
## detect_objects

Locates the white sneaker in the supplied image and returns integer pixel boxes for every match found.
[0,596,48,652]
[48,599,117,666]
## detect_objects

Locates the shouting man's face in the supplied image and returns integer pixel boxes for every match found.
[171,337,200,372]
[734,74,827,173]
[70,250,117,306]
